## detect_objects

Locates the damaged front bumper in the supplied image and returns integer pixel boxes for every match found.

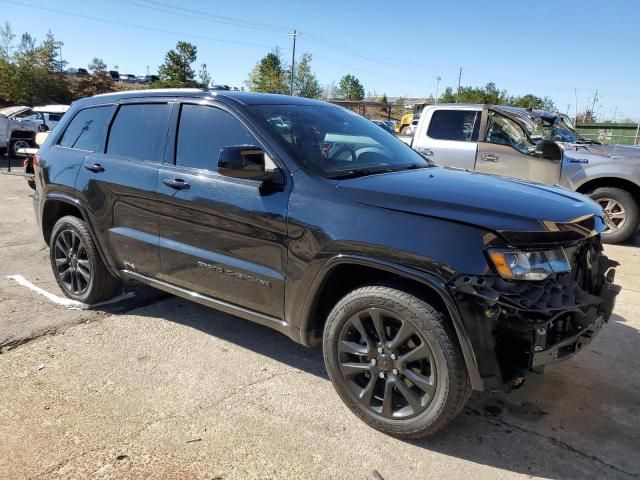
[450,238,620,392]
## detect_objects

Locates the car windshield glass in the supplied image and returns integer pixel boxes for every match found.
[252,104,430,178]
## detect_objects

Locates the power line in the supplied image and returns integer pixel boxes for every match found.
[1,0,277,49]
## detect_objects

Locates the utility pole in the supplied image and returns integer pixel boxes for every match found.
[434,76,441,104]
[288,30,300,96]
[574,87,578,123]
[566,104,571,115]
[591,89,599,121]
[146,65,150,75]
[455,67,462,103]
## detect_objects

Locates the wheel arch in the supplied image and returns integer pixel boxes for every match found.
[575,176,640,202]
[298,255,483,390]
[42,194,119,278]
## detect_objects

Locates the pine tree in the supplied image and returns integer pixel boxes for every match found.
[156,41,198,87]
[245,48,288,94]
[293,53,321,99]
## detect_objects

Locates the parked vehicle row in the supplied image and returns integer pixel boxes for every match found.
[410,104,640,243]
[32,89,619,439]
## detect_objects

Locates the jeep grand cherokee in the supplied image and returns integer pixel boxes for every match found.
[32,89,620,438]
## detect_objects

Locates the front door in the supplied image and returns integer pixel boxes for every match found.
[156,102,289,319]
[74,101,172,278]
[475,110,561,185]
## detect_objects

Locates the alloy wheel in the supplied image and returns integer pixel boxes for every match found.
[337,308,437,419]
[598,198,626,232]
[53,228,91,296]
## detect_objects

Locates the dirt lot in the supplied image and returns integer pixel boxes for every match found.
[1,168,639,479]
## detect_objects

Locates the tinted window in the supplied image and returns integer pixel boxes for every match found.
[176,105,256,171]
[427,110,479,142]
[58,106,112,151]
[107,103,171,161]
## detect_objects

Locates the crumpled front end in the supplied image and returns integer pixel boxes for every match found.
[450,235,620,392]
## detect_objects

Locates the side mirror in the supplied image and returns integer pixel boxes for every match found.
[535,140,562,161]
[218,145,277,181]
[35,132,49,146]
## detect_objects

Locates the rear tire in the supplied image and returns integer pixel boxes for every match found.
[323,285,470,438]
[589,187,639,244]
[49,216,121,304]
[400,125,410,135]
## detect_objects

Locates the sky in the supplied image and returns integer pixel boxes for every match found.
[2,0,640,121]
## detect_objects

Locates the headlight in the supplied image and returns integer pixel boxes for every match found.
[487,247,571,281]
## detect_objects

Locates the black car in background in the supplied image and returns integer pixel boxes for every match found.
[32,90,619,438]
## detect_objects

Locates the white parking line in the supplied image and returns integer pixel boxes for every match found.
[6,275,135,310]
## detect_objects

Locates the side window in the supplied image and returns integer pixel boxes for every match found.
[106,103,171,161]
[176,104,257,171]
[485,112,535,154]
[58,106,112,152]
[427,110,479,142]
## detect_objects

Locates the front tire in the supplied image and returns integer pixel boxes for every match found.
[589,187,639,244]
[49,216,122,304]
[323,285,470,438]
[8,138,32,158]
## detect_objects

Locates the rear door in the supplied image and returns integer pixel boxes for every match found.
[475,110,561,184]
[74,100,173,278]
[156,102,290,319]
[415,108,481,170]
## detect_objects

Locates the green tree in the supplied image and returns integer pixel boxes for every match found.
[198,63,212,88]
[76,57,113,98]
[245,48,288,94]
[156,41,198,87]
[438,82,556,111]
[379,93,388,104]
[293,52,321,98]
[322,81,337,100]
[336,74,364,100]
[510,94,556,112]
[0,21,15,60]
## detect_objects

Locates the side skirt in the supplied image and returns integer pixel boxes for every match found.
[119,269,298,341]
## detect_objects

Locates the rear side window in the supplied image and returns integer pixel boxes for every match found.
[58,106,112,151]
[176,104,256,171]
[107,103,171,161]
[427,110,479,142]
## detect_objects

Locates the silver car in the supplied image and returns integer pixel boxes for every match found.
[412,104,640,243]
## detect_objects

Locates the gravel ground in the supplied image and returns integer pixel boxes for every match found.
[1,169,639,479]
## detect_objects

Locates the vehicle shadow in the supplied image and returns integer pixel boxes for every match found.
[121,297,639,480]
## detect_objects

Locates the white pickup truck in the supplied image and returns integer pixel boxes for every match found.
[410,104,640,243]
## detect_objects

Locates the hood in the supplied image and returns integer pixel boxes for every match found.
[336,167,606,245]
[564,143,640,159]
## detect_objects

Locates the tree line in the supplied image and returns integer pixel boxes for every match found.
[3,21,613,122]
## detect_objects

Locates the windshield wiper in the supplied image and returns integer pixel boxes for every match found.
[325,163,431,180]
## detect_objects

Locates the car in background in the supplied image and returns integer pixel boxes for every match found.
[411,104,640,243]
[371,119,395,133]
[138,75,159,84]
[108,70,120,80]
[0,106,42,157]
[119,74,139,83]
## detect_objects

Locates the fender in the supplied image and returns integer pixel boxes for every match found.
[299,254,483,391]
[43,192,121,279]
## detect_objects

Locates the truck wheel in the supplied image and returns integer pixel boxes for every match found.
[49,216,122,304]
[400,126,410,135]
[323,285,470,438]
[8,138,32,158]
[589,187,639,244]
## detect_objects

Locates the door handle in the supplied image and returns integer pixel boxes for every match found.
[84,163,104,172]
[163,178,190,190]
[481,153,498,162]
[417,147,434,156]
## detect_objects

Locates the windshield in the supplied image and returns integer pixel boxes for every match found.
[531,114,597,144]
[252,104,430,178]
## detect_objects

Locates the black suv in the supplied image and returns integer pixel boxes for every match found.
[33,89,620,437]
